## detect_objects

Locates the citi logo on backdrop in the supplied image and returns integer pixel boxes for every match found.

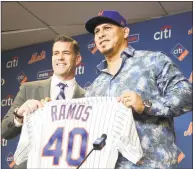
[28,50,46,64]
[87,39,97,54]
[154,25,172,40]
[1,95,14,107]
[171,43,189,61]
[1,138,8,146]
[75,62,85,75]
[16,71,28,84]
[6,152,15,168]
[6,56,19,68]
[1,78,5,86]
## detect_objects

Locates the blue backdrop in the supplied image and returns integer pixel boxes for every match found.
[1,11,192,169]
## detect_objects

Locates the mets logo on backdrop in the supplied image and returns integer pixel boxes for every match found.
[6,152,15,168]
[178,152,185,164]
[184,122,192,136]
[171,43,189,61]
[16,71,28,84]
[28,50,46,64]
[188,26,192,35]
[87,39,98,54]
[189,71,193,83]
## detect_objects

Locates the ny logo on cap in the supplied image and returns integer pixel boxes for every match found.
[120,21,124,26]
[98,11,104,16]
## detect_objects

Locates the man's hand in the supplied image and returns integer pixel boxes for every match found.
[40,97,52,105]
[17,99,43,117]
[117,91,145,114]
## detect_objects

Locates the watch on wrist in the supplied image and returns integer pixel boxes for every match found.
[143,100,152,115]
[13,107,23,120]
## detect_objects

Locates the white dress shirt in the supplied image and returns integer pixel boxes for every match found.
[50,74,76,100]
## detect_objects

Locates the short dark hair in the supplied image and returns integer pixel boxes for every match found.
[53,35,80,55]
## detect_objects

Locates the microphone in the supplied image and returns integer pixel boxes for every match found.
[93,134,107,150]
[76,134,107,169]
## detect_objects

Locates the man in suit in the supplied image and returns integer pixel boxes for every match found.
[1,35,85,169]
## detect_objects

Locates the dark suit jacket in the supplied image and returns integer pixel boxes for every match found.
[1,78,85,169]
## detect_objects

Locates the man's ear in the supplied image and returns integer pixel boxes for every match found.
[76,54,82,66]
[124,27,130,39]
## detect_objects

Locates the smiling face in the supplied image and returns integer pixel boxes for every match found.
[52,41,81,80]
[94,23,129,57]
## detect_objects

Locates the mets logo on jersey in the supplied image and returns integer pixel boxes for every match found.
[6,152,15,168]
[171,43,189,61]
[87,39,98,54]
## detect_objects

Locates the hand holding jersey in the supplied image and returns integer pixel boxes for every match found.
[17,100,43,117]
[14,97,143,168]
[40,97,52,105]
[14,98,52,124]
[117,91,145,114]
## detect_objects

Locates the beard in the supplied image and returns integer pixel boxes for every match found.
[99,47,113,56]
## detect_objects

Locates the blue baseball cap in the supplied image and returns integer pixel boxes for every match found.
[85,10,128,34]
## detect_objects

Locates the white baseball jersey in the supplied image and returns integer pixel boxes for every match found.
[14,97,143,168]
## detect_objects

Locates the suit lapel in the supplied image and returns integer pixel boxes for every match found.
[38,78,51,99]
[72,82,84,98]
[38,78,84,99]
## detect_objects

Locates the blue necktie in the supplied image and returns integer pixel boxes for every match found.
[56,83,67,100]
